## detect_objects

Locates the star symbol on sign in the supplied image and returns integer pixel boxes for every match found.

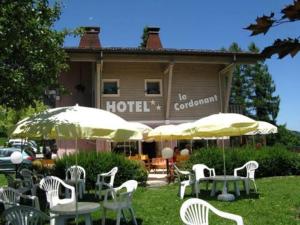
[150,100,156,105]
[156,104,161,111]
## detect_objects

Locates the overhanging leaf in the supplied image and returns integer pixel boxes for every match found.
[281,0,300,21]
[261,38,300,58]
[245,14,275,36]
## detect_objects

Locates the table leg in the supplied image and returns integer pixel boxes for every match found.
[84,214,92,225]
[210,181,217,196]
[234,181,240,196]
[245,179,250,195]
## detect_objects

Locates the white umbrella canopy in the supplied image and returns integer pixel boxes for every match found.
[245,121,277,135]
[186,113,258,137]
[128,122,153,140]
[10,105,138,140]
[146,124,192,141]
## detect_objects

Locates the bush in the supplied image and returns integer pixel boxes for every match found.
[52,151,148,190]
[183,145,300,178]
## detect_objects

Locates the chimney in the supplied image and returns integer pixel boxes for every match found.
[145,27,163,49]
[79,27,101,48]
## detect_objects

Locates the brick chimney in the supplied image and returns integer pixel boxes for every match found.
[79,27,101,48]
[145,27,163,49]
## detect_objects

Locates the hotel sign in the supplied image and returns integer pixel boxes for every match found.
[106,100,161,113]
[174,93,218,111]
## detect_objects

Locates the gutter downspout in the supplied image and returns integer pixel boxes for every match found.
[96,51,103,108]
[219,61,235,113]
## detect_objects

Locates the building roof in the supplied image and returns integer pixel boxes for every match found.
[64,46,260,57]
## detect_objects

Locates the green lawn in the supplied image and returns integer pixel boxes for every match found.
[1,175,300,224]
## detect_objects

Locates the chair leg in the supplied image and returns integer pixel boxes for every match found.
[129,207,138,225]
[180,183,186,199]
[116,209,122,225]
[194,182,199,198]
[252,179,258,193]
[101,208,106,225]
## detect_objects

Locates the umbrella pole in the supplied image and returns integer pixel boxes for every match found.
[217,137,235,201]
[75,138,78,225]
[222,138,226,176]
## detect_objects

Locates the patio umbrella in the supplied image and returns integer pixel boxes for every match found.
[245,121,277,135]
[185,113,258,201]
[9,104,139,224]
[10,105,138,140]
[245,121,277,146]
[147,124,194,141]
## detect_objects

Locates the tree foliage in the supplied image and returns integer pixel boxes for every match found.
[0,101,48,137]
[245,0,300,58]
[228,43,250,115]
[139,26,149,48]
[228,43,280,123]
[0,0,68,109]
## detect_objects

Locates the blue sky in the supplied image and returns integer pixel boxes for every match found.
[53,0,300,131]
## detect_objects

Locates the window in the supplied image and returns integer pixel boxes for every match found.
[145,79,162,96]
[102,79,119,96]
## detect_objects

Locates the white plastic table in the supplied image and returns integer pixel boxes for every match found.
[50,202,100,225]
[209,175,243,197]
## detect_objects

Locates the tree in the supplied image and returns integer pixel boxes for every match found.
[0,101,48,137]
[139,26,149,48]
[245,43,280,124]
[245,0,300,58]
[228,43,250,115]
[0,0,69,109]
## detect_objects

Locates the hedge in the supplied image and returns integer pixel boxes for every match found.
[183,145,300,178]
[52,151,148,190]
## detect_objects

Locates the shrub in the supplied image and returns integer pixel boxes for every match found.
[183,145,300,178]
[52,151,148,190]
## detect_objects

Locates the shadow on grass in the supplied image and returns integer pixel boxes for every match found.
[68,217,144,225]
[183,189,260,201]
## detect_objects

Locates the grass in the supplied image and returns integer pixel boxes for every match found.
[1,175,299,224]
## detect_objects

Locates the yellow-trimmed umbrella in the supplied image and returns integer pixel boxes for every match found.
[187,113,258,137]
[10,105,138,140]
[185,113,258,201]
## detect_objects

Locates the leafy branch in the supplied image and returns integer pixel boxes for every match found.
[245,0,300,58]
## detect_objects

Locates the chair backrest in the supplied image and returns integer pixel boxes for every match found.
[107,167,118,186]
[66,165,86,180]
[115,180,138,203]
[39,176,76,208]
[180,198,243,225]
[192,164,210,181]
[3,205,50,225]
[0,187,20,210]
[245,161,259,179]
[20,169,34,187]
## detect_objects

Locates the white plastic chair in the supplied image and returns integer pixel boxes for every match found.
[39,176,75,225]
[173,164,195,199]
[192,164,215,198]
[0,187,40,210]
[65,165,86,199]
[180,198,244,225]
[234,161,259,193]
[95,167,118,199]
[3,205,51,225]
[102,180,138,225]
